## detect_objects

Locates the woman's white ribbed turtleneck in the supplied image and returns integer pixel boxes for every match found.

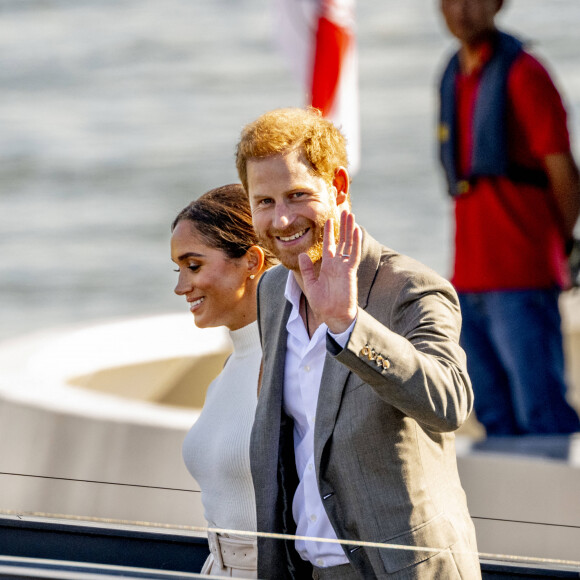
[182,320,261,532]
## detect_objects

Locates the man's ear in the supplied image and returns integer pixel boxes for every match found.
[333,166,350,206]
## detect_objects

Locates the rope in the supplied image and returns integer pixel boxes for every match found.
[3,471,580,535]
[0,471,198,494]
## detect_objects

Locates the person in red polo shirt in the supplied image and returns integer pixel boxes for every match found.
[437,0,580,435]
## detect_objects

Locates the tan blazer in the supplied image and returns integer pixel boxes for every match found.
[251,231,481,579]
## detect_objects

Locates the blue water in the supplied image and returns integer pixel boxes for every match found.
[1,0,579,341]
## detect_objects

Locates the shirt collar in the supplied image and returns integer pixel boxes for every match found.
[284,270,302,313]
[284,271,328,343]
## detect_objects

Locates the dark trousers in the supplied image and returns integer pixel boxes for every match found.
[459,289,580,435]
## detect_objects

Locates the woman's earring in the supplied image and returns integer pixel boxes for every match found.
[249,274,255,280]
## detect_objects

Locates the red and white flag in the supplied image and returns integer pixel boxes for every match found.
[273,0,360,174]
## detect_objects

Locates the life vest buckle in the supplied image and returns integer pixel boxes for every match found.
[457,180,470,195]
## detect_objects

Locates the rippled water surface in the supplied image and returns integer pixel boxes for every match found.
[1,0,579,340]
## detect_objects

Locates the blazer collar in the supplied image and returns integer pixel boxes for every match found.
[357,228,382,310]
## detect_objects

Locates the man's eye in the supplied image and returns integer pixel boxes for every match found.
[188,264,200,272]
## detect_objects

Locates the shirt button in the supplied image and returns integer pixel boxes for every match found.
[304,365,311,372]
[308,463,314,471]
[310,514,317,522]
[316,559,324,566]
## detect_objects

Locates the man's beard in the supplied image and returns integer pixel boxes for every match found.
[258,207,339,272]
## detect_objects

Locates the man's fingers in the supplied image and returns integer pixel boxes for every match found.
[321,212,359,263]
[338,211,349,257]
[338,211,355,258]
[352,224,362,263]
[298,252,316,286]
[322,218,336,260]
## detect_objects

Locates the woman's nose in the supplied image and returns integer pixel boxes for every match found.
[174,271,191,296]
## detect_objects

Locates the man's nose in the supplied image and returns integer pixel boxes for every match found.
[273,202,292,229]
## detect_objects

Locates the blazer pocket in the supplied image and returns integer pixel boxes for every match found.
[378,513,458,575]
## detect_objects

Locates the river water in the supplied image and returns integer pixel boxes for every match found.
[1,0,579,341]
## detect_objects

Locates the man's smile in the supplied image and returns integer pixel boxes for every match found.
[277,228,309,243]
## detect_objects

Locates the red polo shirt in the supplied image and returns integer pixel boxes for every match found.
[451,44,571,292]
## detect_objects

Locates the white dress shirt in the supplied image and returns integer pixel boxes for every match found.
[283,272,353,568]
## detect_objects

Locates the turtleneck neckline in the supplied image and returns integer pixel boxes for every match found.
[228,320,260,357]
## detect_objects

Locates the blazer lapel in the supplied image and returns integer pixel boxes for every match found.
[252,267,292,495]
[356,228,382,310]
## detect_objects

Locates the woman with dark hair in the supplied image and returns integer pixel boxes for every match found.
[171,184,275,578]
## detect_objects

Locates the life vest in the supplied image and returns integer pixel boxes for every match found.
[439,31,548,197]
